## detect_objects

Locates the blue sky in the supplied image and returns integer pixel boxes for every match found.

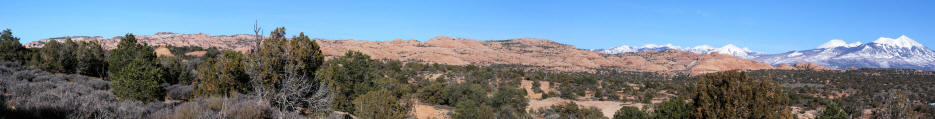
[1,0,933,53]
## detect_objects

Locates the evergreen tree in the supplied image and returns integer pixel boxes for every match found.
[39,40,65,72]
[692,71,793,119]
[195,50,250,97]
[249,27,330,114]
[316,51,379,113]
[74,41,107,77]
[613,106,647,119]
[816,101,849,119]
[0,29,27,62]
[159,57,193,84]
[651,98,691,119]
[108,34,164,102]
[60,39,78,73]
[453,100,495,119]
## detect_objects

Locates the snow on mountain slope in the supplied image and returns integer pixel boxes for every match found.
[755,36,935,71]
[817,39,862,49]
[596,44,762,59]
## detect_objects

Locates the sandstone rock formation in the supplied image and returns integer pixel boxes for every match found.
[27,33,831,75]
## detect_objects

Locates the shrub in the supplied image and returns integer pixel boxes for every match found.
[351,90,408,119]
[817,101,849,119]
[613,106,647,119]
[651,98,691,119]
[692,71,793,119]
[108,34,164,102]
[195,50,250,97]
[453,100,494,119]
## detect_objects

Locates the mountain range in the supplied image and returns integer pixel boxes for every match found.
[596,35,935,71]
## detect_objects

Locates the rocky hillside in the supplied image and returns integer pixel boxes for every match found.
[27,33,826,75]
[317,36,817,75]
[25,32,259,53]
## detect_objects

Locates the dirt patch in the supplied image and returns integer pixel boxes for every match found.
[521,80,555,99]
[412,101,451,119]
[184,51,207,57]
[791,106,818,119]
[155,46,175,57]
[528,97,639,118]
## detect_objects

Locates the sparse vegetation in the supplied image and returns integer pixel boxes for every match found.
[2,27,934,119]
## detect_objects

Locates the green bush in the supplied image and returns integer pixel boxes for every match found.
[651,98,691,119]
[692,71,793,119]
[817,101,849,119]
[613,106,647,119]
[195,51,250,97]
[351,90,408,119]
[108,34,164,102]
[453,100,494,119]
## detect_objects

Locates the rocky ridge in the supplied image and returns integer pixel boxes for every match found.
[27,33,824,75]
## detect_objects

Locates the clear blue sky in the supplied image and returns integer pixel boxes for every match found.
[2,0,933,53]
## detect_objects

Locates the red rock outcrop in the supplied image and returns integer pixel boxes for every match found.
[29,33,832,75]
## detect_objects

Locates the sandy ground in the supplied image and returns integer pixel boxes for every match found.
[527,97,642,118]
[521,80,642,118]
[791,106,818,119]
[411,101,452,119]
[154,46,175,57]
[184,51,207,57]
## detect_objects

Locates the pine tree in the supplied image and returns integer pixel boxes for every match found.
[613,106,647,119]
[817,101,849,119]
[248,27,330,115]
[651,98,691,119]
[195,50,250,97]
[108,34,164,102]
[691,71,793,119]
[0,29,27,62]
[39,40,65,72]
[74,41,107,77]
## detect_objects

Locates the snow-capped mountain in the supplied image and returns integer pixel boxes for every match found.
[596,44,763,59]
[755,35,935,70]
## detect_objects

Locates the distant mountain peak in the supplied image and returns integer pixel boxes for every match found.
[872,35,924,48]
[757,35,935,71]
[597,43,761,59]
[818,39,862,49]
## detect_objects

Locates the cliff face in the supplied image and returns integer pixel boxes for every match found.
[26,32,259,53]
[317,36,793,75]
[28,33,824,75]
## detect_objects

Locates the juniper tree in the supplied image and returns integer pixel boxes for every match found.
[107,34,164,102]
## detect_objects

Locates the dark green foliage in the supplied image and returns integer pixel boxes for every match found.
[489,85,528,112]
[159,57,194,84]
[416,79,449,104]
[539,102,607,119]
[195,51,250,97]
[692,71,793,119]
[0,29,28,63]
[39,40,66,73]
[444,83,487,106]
[252,27,324,94]
[351,90,408,119]
[613,106,647,119]
[744,69,935,117]
[651,98,691,119]
[250,27,331,114]
[74,41,107,77]
[316,51,379,113]
[817,101,849,119]
[108,34,164,102]
[453,100,495,119]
